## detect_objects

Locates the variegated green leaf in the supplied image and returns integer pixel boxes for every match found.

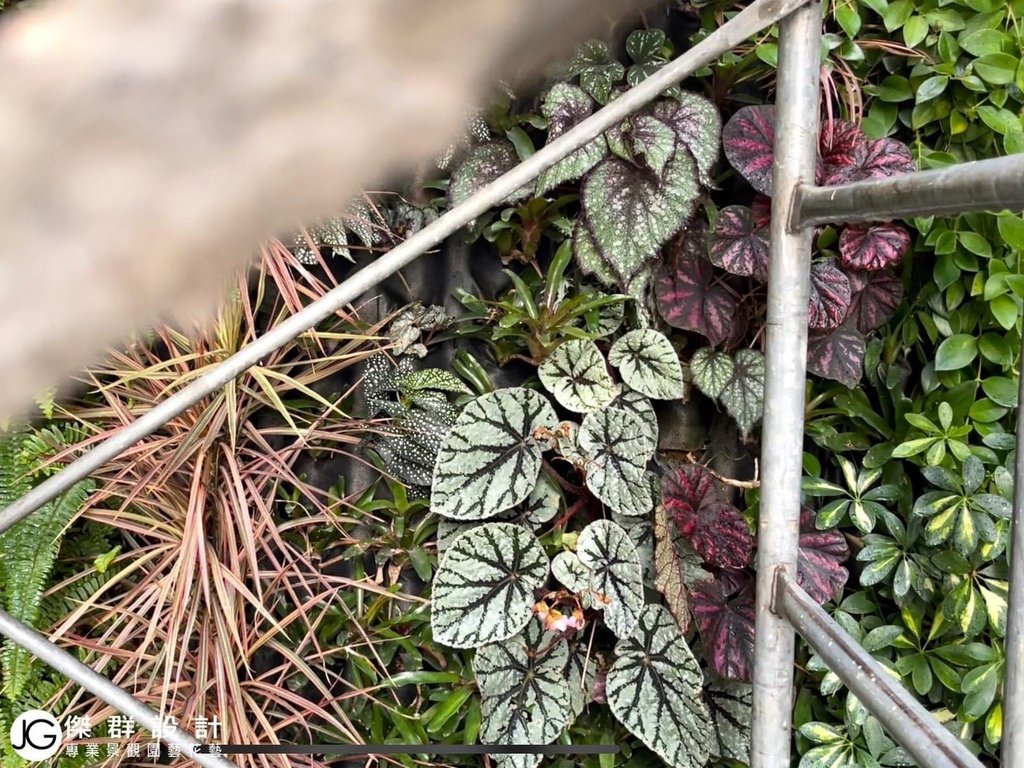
[720,349,765,438]
[705,678,753,764]
[374,406,453,488]
[431,523,549,648]
[449,141,530,211]
[432,388,557,520]
[610,388,659,446]
[536,83,608,195]
[539,339,619,413]
[615,510,655,586]
[399,368,471,396]
[579,408,657,516]
[552,550,591,594]
[607,605,711,768]
[573,219,619,289]
[474,619,572,768]
[578,520,644,638]
[567,40,625,105]
[652,93,722,186]
[566,641,597,723]
[608,115,678,177]
[609,329,684,400]
[690,347,735,401]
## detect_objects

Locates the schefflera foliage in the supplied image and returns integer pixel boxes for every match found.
[428,328,718,768]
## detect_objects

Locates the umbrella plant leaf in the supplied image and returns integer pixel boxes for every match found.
[722,105,777,196]
[567,40,626,105]
[705,678,753,764]
[581,151,701,292]
[807,258,853,331]
[536,83,608,195]
[846,268,903,333]
[655,224,739,346]
[606,604,712,768]
[807,323,866,389]
[579,407,657,516]
[719,349,765,438]
[538,339,619,413]
[689,347,736,401]
[431,523,549,648]
[707,205,770,282]
[663,464,753,569]
[431,388,557,521]
[474,618,572,768]
[652,93,722,185]
[798,508,850,605]
[577,519,645,638]
[691,570,757,681]
[838,223,912,271]
[608,329,685,400]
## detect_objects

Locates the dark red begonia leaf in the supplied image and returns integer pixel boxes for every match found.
[817,120,869,186]
[798,507,850,605]
[663,464,754,569]
[722,105,776,196]
[838,223,911,271]
[846,268,903,333]
[691,570,756,682]
[656,226,739,346]
[707,206,770,282]
[806,322,866,389]
[751,194,772,229]
[807,258,852,331]
[854,137,916,180]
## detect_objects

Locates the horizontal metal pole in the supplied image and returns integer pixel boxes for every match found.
[0,609,235,768]
[0,0,809,537]
[794,155,1024,227]
[1003,340,1024,768]
[776,576,983,768]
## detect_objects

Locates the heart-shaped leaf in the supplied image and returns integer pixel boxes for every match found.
[838,223,912,271]
[573,219,620,289]
[705,678,753,764]
[567,40,626,105]
[663,464,753,569]
[798,508,850,604]
[609,329,685,400]
[579,407,657,517]
[539,339,619,413]
[474,618,572,768]
[552,550,591,595]
[691,570,756,682]
[846,268,903,332]
[606,605,711,768]
[690,347,736,400]
[566,641,598,723]
[625,29,670,86]
[578,520,645,638]
[536,83,608,195]
[432,388,557,520]
[807,323,865,389]
[608,115,677,177]
[449,141,529,209]
[654,503,692,634]
[720,349,765,437]
[655,225,739,346]
[374,407,454,487]
[707,206,770,281]
[807,258,852,331]
[817,120,869,186]
[652,93,722,185]
[581,152,701,294]
[610,388,659,446]
[852,137,916,180]
[722,105,776,196]
[431,522,549,648]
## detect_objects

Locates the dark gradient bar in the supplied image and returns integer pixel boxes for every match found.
[196,744,618,755]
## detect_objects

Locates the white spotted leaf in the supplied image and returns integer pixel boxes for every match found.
[609,329,684,400]
[719,349,765,438]
[536,83,608,195]
[606,605,712,768]
[689,347,735,401]
[431,388,557,520]
[431,523,549,649]
[539,340,619,413]
[474,618,572,768]
[579,408,656,517]
[578,520,645,638]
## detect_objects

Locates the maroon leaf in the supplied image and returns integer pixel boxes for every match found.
[838,223,911,271]
[707,206,770,281]
[656,226,739,346]
[691,570,756,682]
[798,508,850,604]
[807,258,852,331]
[817,120,869,186]
[846,268,903,332]
[854,137,916,180]
[663,464,753,570]
[722,105,776,196]
[751,194,772,229]
[807,323,866,388]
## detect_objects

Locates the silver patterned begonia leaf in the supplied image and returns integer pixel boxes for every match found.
[705,677,753,764]
[577,520,644,639]
[579,407,656,517]
[608,329,685,400]
[538,339,619,413]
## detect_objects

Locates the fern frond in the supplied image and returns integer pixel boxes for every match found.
[16,423,92,478]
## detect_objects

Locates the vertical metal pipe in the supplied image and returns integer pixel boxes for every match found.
[1003,356,1024,768]
[750,3,822,768]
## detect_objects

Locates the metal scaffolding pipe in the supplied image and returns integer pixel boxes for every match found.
[776,577,984,768]
[0,610,236,768]
[0,0,810,538]
[750,3,822,767]
[1003,355,1024,768]
[794,154,1024,228]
